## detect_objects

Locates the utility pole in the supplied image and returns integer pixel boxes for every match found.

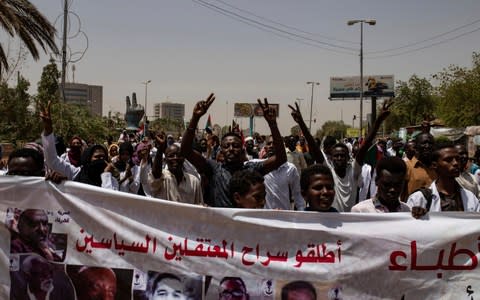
[306,82,320,131]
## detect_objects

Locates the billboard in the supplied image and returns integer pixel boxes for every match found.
[330,75,394,99]
[234,103,280,118]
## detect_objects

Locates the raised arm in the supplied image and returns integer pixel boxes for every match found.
[288,102,324,164]
[181,93,215,172]
[40,101,79,179]
[152,132,167,179]
[258,98,287,173]
[355,98,393,165]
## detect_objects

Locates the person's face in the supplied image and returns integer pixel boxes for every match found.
[7,157,42,176]
[263,137,274,157]
[167,137,174,146]
[119,150,130,162]
[433,147,460,178]
[200,139,208,151]
[287,137,296,151]
[71,138,82,150]
[27,259,54,292]
[454,144,468,170]
[83,268,117,300]
[298,137,305,146]
[152,278,186,300]
[219,279,248,300]
[221,136,243,164]
[405,142,416,158]
[234,182,266,209]
[245,140,254,152]
[91,149,107,162]
[286,289,315,300]
[302,174,335,211]
[165,145,184,173]
[18,210,49,244]
[415,134,434,160]
[375,170,404,206]
[331,147,348,170]
[109,147,119,158]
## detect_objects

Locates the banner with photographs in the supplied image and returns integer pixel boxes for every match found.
[1,177,480,300]
[234,103,280,118]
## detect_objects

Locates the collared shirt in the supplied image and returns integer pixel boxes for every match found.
[250,160,305,210]
[204,160,264,207]
[407,181,480,212]
[351,197,411,213]
[403,156,437,201]
[147,169,203,205]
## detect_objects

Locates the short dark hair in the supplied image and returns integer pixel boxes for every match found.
[414,132,434,145]
[8,148,44,174]
[330,142,349,153]
[432,140,455,162]
[221,132,242,143]
[150,273,182,295]
[375,156,407,177]
[228,169,264,204]
[281,281,316,300]
[300,164,333,192]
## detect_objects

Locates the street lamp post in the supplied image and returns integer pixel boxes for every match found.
[306,82,320,131]
[347,19,376,138]
[142,79,152,136]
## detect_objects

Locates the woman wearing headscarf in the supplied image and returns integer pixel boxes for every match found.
[59,136,83,167]
[39,101,118,189]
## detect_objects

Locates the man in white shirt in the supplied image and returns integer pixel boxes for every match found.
[408,142,480,216]
[352,157,411,213]
[251,135,305,210]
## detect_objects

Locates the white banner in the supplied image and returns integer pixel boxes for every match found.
[1,177,480,300]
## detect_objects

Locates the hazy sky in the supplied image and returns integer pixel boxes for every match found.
[16,0,480,135]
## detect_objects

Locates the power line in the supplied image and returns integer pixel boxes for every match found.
[192,0,358,53]
[366,18,480,54]
[366,25,480,59]
[211,0,357,45]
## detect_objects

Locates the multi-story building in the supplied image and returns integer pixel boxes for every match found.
[153,102,184,121]
[62,82,103,116]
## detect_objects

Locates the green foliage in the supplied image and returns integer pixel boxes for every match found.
[317,120,348,140]
[0,76,39,143]
[434,52,480,127]
[36,58,60,106]
[149,118,185,136]
[290,124,301,136]
[384,75,436,133]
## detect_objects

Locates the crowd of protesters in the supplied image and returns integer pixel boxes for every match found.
[1,94,480,219]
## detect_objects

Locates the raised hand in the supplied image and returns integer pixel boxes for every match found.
[288,102,305,124]
[125,93,144,130]
[192,93,215,119]
[378,97,394,122]
[39,100,53,135]
[154,131,167,153]
[257,98,276,125]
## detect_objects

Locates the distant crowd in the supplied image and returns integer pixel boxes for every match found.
[2,94,480,220]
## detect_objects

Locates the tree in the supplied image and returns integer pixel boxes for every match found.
[0,0,58,72]
[434,52,480,127]
[317,120,348,140]
[36,58,60,106]
[290,124,301,136]
[384,75,436,132]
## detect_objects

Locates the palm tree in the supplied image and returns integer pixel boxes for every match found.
[0,0,58,71]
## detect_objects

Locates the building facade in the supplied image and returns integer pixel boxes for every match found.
[153,102,185,121]
[63,83,103,116]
